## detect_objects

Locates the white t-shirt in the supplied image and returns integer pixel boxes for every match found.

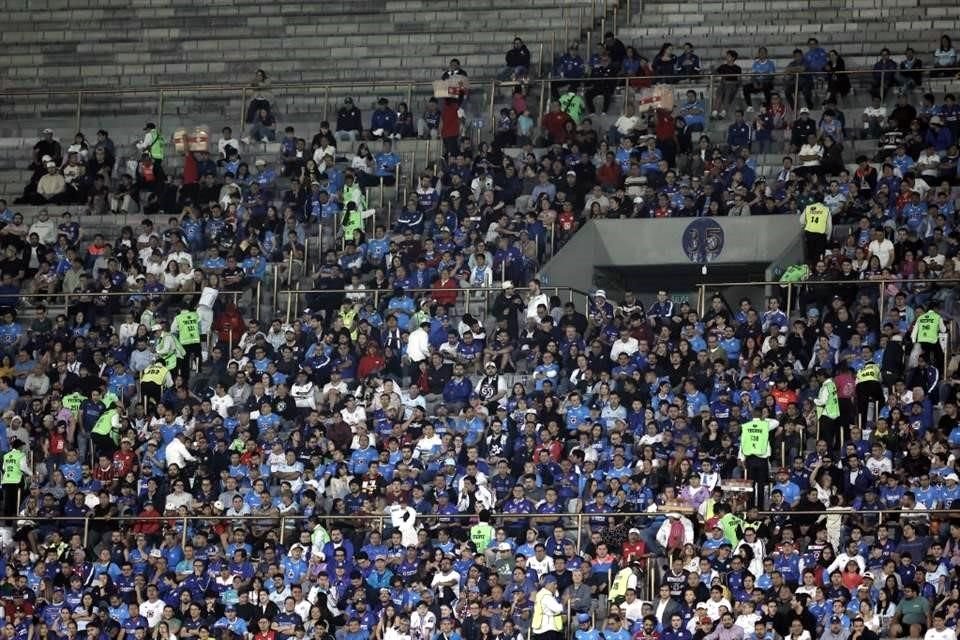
[798,144,822,166]
[211,393,235,418]
[614,115,639,135]
[868,238,895,268]
[141,599,165,628]
[925,628,957,640]
[527,293,549,319]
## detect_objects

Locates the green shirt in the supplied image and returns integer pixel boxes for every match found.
[175,310,201,345]
[469,523,495,552]
[62,391,86,415]
[896,595,930,626]
[559,92,585,123]
[741,419,771,457]
[915,310,941,344]
[819,378,840,419]
[2,450,24,485]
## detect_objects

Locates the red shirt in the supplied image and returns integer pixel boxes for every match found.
[621,540,648,563]
[357,353,385,380]
[541,111,573,143]
[440,101,461,138]
[92,463,117,483]
[432,278,458,306]
[596,162,622,189]
[113,449,135,477]
[655,109,675,141]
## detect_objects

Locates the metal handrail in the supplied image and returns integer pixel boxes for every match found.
[5,63,960,140]
[696,276,960,322]
[21,507,950,550]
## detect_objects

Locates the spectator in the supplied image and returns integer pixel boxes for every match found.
[247,108,277,143]
[744,46,775,110]
[899,47,924,92]
[871,48,899,100]
[825,49,851,103]
[336,97,363,142]
[552,43,585,99]
[501,37,531,82]
[245,68,273,124]
[933,34,958,77]
[32,161,66,205]
[713,50,743,120]
[676,42,701,77]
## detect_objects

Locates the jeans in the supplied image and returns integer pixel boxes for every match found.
[248,123,276,142]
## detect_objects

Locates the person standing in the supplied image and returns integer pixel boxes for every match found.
[855,360,884,426]
[171,306,202,383]
[139,361,172,414]
[440,98,462,157]
[91,406,122,458]
[813,368,841,449]
[738,408,779,507]
[910,301,948,376]
[1,438,30,521]
[798,198,831,266]
[153,321,184,375]
[532,576,564,640]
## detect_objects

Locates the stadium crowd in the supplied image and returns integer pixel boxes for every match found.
[0,26,958,640]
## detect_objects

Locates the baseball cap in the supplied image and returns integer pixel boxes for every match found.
[830,617,842,625]
[578,614,591,624]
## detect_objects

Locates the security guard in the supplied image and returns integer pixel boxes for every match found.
[855,360,884,426]
[799,199,831,266]
[171,306,202,382]
[153,320,184,375]
[738,408,779,507]
[468,509,496,553]
[140,361,172,413]
[1,438,30,520]
[91,407,123,457]
[532,576,564,640]
[911,301,947,376]
[813,368,841,449]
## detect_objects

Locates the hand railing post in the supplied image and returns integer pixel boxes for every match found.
[785,282,792,318]
[76,91,83,134]
[181,516,188,548]
[323,85,330,123]
[563,6,568,47]
[239,86,246,132]
[158,89,165,132]
[793,71,800,113]
[255,280,262,322]
[488,78,496,135]
[706,73,715,120]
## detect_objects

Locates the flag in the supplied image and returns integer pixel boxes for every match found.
[635,84,674,112]
[433,77,471,98]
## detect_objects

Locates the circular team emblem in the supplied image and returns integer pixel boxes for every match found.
[682,218,725,263]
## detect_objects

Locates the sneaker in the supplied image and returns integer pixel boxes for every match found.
[745,106,754,113]
[711,110,719,118]
[719,110,727,119]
